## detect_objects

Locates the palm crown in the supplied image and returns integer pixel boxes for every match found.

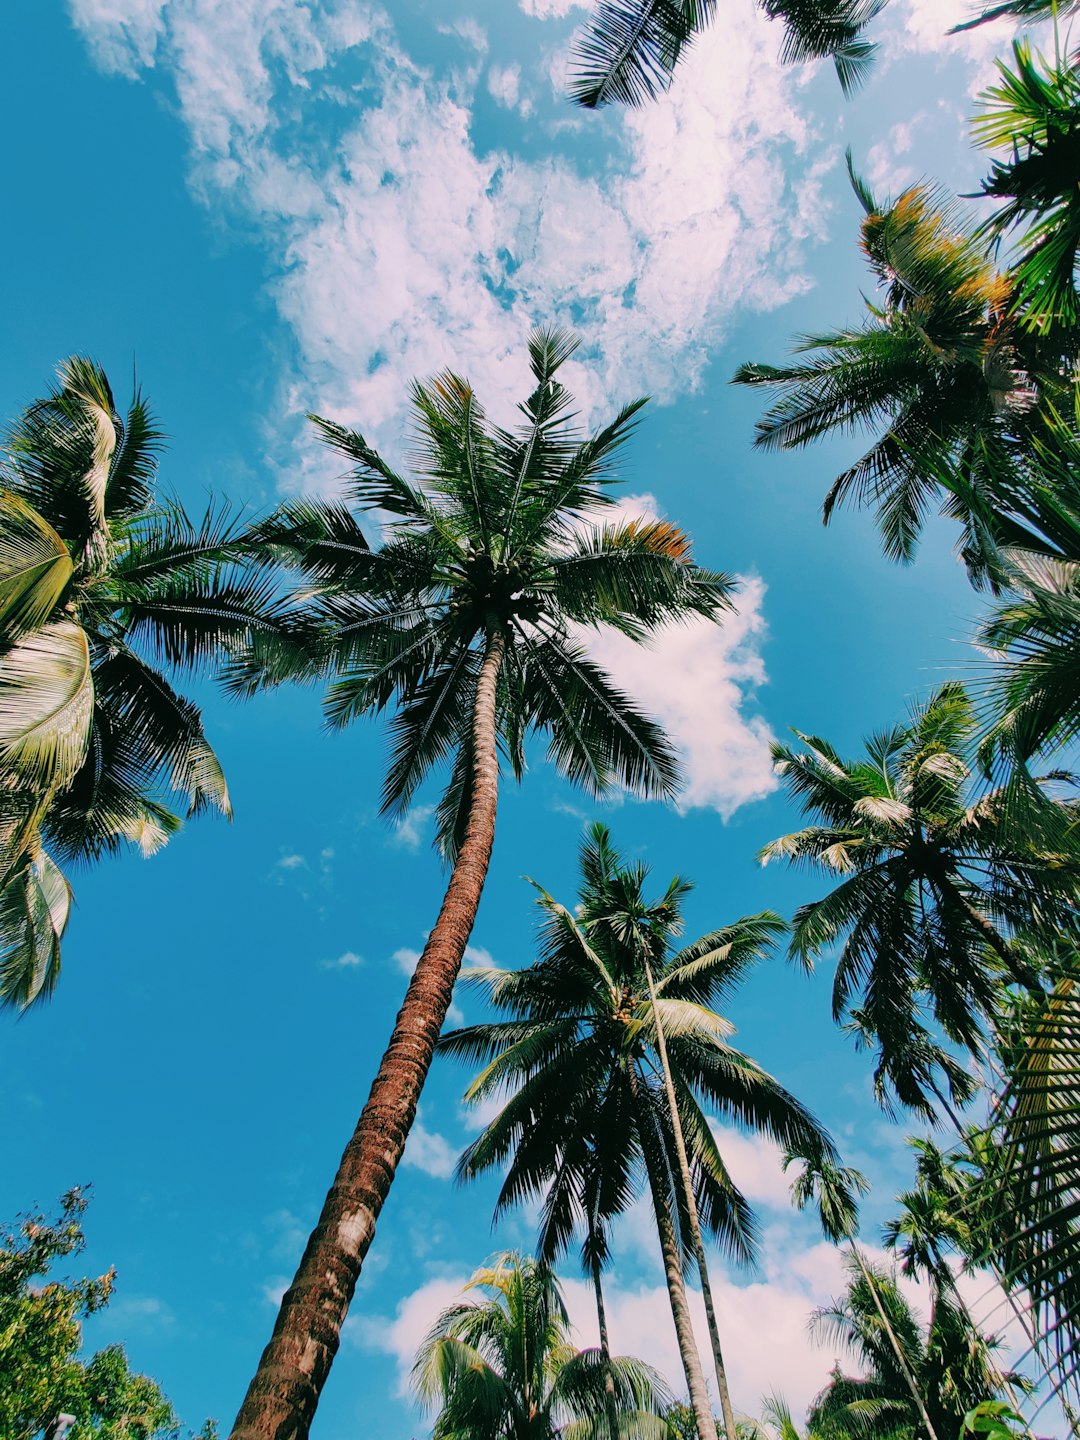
[569,1,886,110]
[762,682,1080,1115]
[442,823,835,1269]
[412,1252,671,1440]
[239,329,732,853]
[733,168,1067,577]
[0,358,275,1007]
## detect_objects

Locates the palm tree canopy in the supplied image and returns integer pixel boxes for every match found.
[733,165,1068,577]
[440,823,838,1273]
[0,358,278,1008]
[569,0,886,110]
[412,1252,671,1440]
[973,40,1080,337]
[809,1255,1021,1440]
[234,328,735,859]
[762,682,1080,1116]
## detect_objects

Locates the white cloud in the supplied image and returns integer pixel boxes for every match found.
[488,62,522,109]
[321,949,364,970]
[276,853,305,870]
[70,0,168,74]
[584,494,776,817]
[68,0,831,446]
[402,1121,459,1180]
[519,0,589,16]
[390,804,435,852]
[708,1123,793,1211]
[392,946,421,976]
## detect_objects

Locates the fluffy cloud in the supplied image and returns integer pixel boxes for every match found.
[402,1121,459,1180]
[584,494,776,816]
[69,0,831,441]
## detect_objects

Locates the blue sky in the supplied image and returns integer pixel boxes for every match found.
[1,1,1059,1436]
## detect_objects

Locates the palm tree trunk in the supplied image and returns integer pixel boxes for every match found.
[641,954,738,1440]
[846,1241,941,1440]
[591,1254,621,1440]
[229,626,506,1440]
[629,1067,719,1440]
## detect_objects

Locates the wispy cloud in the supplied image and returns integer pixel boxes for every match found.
[401,1120,458,1180]
[321,949,364,970]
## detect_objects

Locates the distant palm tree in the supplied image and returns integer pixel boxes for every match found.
[570,1,886,110]
[808,1255,1022,1440]
[762,682,1079,1115]
[228,331,735,1440]
[442,824,838,1440]
[733,166,1065,579]
[413,1253,671,1440]
[0,358,273,1008]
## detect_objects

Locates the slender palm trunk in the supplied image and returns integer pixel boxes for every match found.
[591,1253,620,1440]
[629,1067,719,1440]
[230,627,506,1440]
[846,1240,941,1440]
[951,887,1040,991]
[640,954,738,1440]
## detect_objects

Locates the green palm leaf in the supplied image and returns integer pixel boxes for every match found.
[0,494,72,640]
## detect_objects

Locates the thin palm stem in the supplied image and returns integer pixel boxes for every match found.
[629,1063,719,1440]
[847,1240,942,1440]
[591,1249,621,1440]
[229,625,506,1440]
[641,951,738,1440]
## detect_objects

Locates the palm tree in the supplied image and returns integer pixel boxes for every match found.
[440,823,839,1440]
[569,1,885,110]
[808,1255,1022,1440]
[227,330,735,1440]
[412,1252,671,1440]
[973,39,1080,336]
[0,358,274,1008]
[732,166,1066,579]
[761,682,1080,1116]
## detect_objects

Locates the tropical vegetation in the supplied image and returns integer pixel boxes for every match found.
[6,1,1080,1439]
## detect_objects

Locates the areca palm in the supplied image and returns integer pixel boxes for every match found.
[808,1256,1021,1440]
[569,1,885,110]
[440,823,838,1440]
[0,358,274,1008]
[761,682,1080,1116]
[733,169,1064,577]
[412,1252,671,1440]
[228,330,734,1440]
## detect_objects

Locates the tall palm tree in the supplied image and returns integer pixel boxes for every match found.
[808,1255,1022,1440]
[732,167,1066,578]
[412,1252,671,1440]
[440,823,838,1440]
[227,330,735,1440]
[0,358,274,1008]
[973,39,1080,336]
[761,682,1080,1116]
[569,1,886,110]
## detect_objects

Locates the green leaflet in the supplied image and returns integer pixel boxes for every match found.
[0,494,73,640]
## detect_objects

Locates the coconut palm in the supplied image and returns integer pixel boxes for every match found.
[440,823,838,1440]
[732,167,1066,579]
[569,1,886,110]
[0,358,275,1009]
[412,1252,671,1440]
[808,1255,1023,1440]
[761,682,1080,1116]
[973,40,1080,337]
[227,330,735,1440]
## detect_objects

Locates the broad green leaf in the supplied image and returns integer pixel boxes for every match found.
[0,620,93,789]
[0,493,72,638]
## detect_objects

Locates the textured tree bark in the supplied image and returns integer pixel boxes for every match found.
[630,1070,718,1440]
[229,627,506,1440]
[591,1253,620,1440]
[640,954,738,1440]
